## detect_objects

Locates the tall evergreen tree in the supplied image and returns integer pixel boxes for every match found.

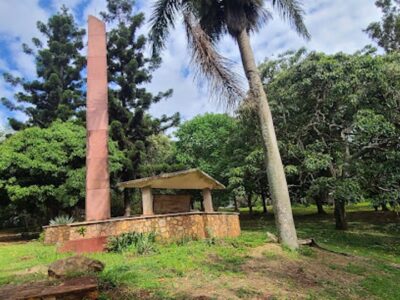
[101,0,180,216]
[1,6,85,130]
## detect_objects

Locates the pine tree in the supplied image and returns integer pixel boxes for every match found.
[1,6,85,130]
[101,0,180,216]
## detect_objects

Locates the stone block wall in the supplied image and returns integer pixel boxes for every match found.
[44,212,240,245]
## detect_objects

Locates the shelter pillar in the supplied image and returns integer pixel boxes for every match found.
[202,188,214,213]
[142,187,154,215]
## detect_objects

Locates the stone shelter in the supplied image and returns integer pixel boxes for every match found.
[117,168,225,215]
[44,169,240,252]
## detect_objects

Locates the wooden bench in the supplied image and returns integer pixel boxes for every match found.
[0,276,98,300]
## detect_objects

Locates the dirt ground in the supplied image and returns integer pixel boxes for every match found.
[164,243,369,300]
[104,242,373,300]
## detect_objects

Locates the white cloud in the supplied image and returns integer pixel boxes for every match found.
[52,0,82,10]
[0,0,47,42]
[0,0,382,125]
[83,0,107,20]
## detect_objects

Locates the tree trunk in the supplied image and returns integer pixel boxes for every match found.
[334,200,347,230]
[247,193,253,215]
[124,189,131,216]
[234,197,239,212]
[381,203,389,211]
[316,193,326,215]
[261,190,268,214]
[316,200,326,215]
[236,30,298,249]
[335,141,351,229]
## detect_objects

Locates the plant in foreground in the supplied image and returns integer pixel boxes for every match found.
[107,231,157,255]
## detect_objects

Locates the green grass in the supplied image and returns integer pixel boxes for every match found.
[0,202,399,299]
[240,203,400,263]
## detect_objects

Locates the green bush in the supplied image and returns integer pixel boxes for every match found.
[107,231,157,255]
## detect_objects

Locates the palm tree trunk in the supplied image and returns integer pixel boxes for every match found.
[236,30,298,249]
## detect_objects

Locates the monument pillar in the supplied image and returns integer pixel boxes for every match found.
[85,16,110,221]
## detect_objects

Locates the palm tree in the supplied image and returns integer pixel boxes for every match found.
[149,0,310,249]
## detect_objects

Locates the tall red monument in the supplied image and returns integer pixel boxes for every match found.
[86,16,110,221]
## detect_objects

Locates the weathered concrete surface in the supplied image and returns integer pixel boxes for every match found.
[202,188,214,213]
[86,15,110,221]
[44,212,240,246]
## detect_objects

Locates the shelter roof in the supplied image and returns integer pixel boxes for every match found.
[117,169,225,190]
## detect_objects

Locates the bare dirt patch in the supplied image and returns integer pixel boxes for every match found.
[167,243,370,299]
[15,265,48,276]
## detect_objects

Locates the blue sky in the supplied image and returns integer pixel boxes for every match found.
[0,0,381,131]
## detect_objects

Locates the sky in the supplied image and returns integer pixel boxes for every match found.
[0,0,381,131]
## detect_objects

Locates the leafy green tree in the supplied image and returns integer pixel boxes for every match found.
[100,0,180,216]
[227,107,268,214]
[175,114,236,178]
[139,134,185,177]
[175,113,237,207]
[1,6,85,130]
[0,121,124,227]
[150,0,311,249]
[365,0,400,53]
[260,49,400,229]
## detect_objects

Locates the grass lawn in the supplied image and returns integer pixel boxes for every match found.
[0,203,399,299]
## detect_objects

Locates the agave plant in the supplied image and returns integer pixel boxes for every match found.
[49,215,75,225]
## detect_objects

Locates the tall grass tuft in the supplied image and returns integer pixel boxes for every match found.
[107,231,157,255]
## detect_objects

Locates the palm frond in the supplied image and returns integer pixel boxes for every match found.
[272,0,310,39]
[149,0,181,56]
[243,0,272,33]
[183,11,245,108]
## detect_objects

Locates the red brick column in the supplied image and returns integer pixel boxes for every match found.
[85,16,110,221]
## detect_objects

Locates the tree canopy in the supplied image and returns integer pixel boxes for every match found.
[259,48,400,229]
[365,0,400,53]
[0,121,124,227]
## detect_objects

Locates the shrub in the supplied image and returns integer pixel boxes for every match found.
[75,226,87,237]
[38,231,45,243]
[205,227,217,246]
[107,231,157,255]
[49,215,74,225]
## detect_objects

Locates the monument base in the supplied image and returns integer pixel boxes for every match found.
[43,212,241,253]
